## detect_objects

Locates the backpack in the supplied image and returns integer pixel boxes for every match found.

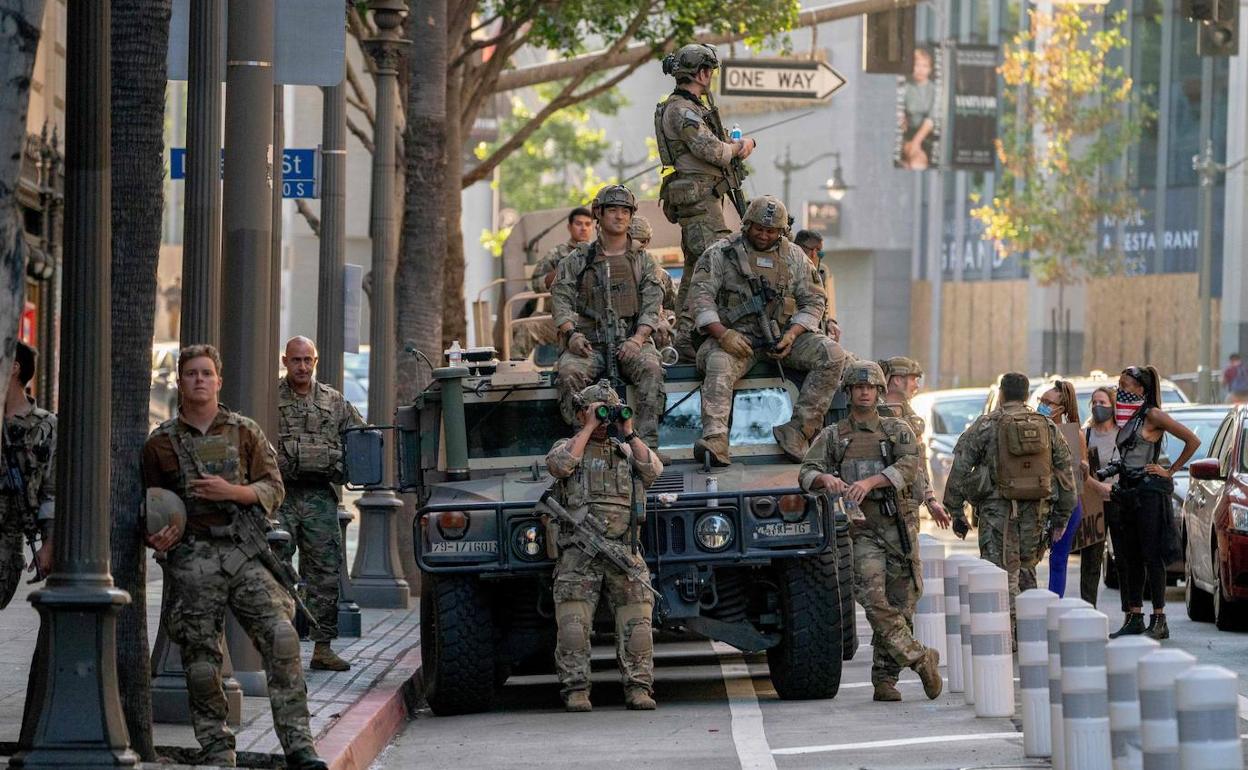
[995,409,1053,501]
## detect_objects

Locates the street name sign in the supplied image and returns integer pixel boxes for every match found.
[170,147,319,199]
[720,59,848,100]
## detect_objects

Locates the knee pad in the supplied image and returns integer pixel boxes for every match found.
[186,661,222,700]
[271,619,301,663]
[618,604,653,656]
[556,601,592,653]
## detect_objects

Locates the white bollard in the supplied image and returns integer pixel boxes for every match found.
[1106,636,1159,770]
[958,558,987,705]
[916,538,947,660]
[1060,608,1112,770]
[1176,665,1242,770]
[1138,648,1197,770]
[944,554,976,692]
[1047,597,1091,770]
[1017,588,1059,757]
[969,566,1013,717]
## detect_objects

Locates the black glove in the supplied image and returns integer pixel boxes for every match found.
[951,516,971,540]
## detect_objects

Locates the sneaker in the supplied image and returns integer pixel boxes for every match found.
[872,681,902,702]
[1109,612,1146,638]
[911,648,943,700]
[1145,613,1169,640]
[310,642,351,671]
[565,690,592,712]
[625,688,657,710]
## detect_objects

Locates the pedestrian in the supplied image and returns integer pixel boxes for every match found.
[551,184,668,461]
[942,371,1077,620]
[880,356,951,528]
[143,344,326,770]
[276,336,364,671]
[1082,386,1122,608]
[799,361,943,702]
[513,207,596,361]
[1107,365,1200,641]
[546,380,662,712]
[0,341,54,607]
[685,195,845,466]
[654,43,756,361]
[1036,380,1085,597]
[1223,352,1248,403]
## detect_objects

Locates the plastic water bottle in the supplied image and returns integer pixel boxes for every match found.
[448,340,463,366]
[730,123,742,141]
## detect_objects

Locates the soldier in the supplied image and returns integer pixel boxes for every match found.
[942,371,1077,615]
[685,195,845,466]
[551,184,667,459]
[880,357,950,527]
[546,381,663,712]
[799,361,942,702]
[793,230,832,335]
[629,216,677,351]
[0,341,54,607]
[143,344,326,770]
[276,336,364,671]
[654,43,756,359]
[512,207,595,361]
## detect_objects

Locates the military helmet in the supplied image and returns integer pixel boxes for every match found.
[742,195,789,230]
[842,360,887,393]
[879,356,925,379]
[144,487,187,536]
[661,43,720,80]
[591,184,637,215]
[628,216,653,243]
[574,379,622,409]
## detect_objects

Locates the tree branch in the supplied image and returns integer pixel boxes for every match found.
[345,59,375,128]
[295,199,321,237]
[346,113,374,154]
[459,31,530,131]
[450,13,532,69]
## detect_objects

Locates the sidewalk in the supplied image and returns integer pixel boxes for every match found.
[0,552,422,770]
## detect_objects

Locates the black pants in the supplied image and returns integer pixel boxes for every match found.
[1115,487,1171,611]
[1092,501,1130,612]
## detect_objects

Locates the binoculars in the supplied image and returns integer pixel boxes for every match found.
[595,404,634,423]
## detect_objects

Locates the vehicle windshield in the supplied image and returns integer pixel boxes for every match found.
[1162,411,1229,464]
[465,398,572,459]
[659,387,793,452]
[928,396,986,436]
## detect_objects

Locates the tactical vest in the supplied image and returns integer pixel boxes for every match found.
[558,440,636,541]
[828,420,891,505]
[654,91,700,169]
[278,382,344,483]
[157,418,243,520]
[2,409,54,517]
[720,238,797,337]
[575,243,643,341]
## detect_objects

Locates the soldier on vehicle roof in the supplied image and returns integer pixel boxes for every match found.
[513,207,596,361]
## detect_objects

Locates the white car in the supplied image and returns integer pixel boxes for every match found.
[909,387,993,503]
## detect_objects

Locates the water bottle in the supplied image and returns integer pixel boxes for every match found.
[447,340,463,366]
[843,496,865,524]
[730,123,742,142]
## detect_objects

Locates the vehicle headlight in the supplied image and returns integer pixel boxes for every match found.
[695,513,734,552]
[777,494,808,523]
[435,510,469,540]
[1231,504,1248,534]
[513,523,545,560]
[750,496,777,518]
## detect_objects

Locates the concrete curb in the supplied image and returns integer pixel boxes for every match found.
[318,646,422,770]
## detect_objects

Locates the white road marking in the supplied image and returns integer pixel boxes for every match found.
[771,732,1022,756]
[713,641,777,770]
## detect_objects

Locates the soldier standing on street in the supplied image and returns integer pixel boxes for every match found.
[685,195,845,466]
[880,357,951,527]
[143,344,326,770]
[799,361,942,702]
[942,371,1077,616]
[0,341,54,608]
[552,184,668,459]
[277,336,364,671]
[546,381,663,712]
[654,43,757,359]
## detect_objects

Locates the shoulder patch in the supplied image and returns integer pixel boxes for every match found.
[680,108,703,126]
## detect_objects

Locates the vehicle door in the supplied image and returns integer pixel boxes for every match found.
[1188,413,1234,585]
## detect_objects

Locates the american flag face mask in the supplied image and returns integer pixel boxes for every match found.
[1115,390,1144,428]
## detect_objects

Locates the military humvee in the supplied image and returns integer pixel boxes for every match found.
[378,354,854,716]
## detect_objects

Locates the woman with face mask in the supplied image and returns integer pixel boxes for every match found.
[1082,387,1123,606]
[1107,365,1201,641]
[1038,380,1085,597]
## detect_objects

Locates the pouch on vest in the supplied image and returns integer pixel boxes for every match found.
[995,411,1053,500]
[295,441,340,476]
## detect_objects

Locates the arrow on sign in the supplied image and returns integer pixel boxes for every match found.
[720,59,848,101]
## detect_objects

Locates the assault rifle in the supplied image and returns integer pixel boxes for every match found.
[723,275,782,352]
[702,89,747,218]
[599,258,623,388]
[535,491,660,603]
[879,438,918,589]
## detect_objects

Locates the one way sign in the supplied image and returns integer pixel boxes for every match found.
[720,59,848,101]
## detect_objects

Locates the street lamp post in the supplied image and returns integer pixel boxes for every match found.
[13,1,137,765]
[351,0,410,608]
[774,145,846,213]
[609,141,648,183]
[1192,141,1243,403]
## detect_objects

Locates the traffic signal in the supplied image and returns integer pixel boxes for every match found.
[863,6,915,74]
[1197,18,1236,56]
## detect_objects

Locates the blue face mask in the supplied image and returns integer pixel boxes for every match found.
[1037,403,1053,417]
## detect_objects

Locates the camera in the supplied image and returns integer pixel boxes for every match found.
[1094,460,1123,482]
[594,404,634,423]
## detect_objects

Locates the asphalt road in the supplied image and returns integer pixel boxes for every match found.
[371,529,1248,770]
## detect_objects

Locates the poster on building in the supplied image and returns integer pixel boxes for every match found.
[894,42,944,170]
[949,44,999,170]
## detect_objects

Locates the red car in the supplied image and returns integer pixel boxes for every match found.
[1183,404,1248,630]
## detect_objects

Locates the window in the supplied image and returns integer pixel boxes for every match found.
[929,396,987,435]
[659,387,793,452]
[465,398,572,460]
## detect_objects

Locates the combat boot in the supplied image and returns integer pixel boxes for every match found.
[565,690,592,712]
[772,420,812,463]
[1109,612,1146,638]
[285,747,329,770]
[872,681,902,702]
[1145,613,1170,640]
[911,648,942,700]
[625,688,657,710]
[693,434,731,467]
[310,642,351,671]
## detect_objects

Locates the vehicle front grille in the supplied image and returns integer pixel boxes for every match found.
[650,468,684,495]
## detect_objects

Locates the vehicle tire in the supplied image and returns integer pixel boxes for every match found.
[835,526,858,661]
[1213,543,1246,632]
[421,573,497,715]
[1103,549,1119,590]
[767,548,843,700]
[1184,560,1213,623]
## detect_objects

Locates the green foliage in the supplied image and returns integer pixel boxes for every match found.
[970,7,1153,285]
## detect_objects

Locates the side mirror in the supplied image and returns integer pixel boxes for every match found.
[1189,457,1223,481]
[344,428,385,488]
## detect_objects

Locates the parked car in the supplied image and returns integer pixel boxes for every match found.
[909,387,992,503]
[1025,371,1190,410]
[343,370,368,421]
[1183,404,1248,630]
[344,346,369,392]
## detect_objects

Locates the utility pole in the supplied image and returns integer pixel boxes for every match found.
[14,1,137,765]
[773,144,839,214]
[609,141,647,183]
[351,0,410,608]
[1194,139,1223,404]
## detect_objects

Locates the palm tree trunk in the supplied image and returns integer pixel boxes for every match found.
[440,63,466,349]
[109,0,172,758]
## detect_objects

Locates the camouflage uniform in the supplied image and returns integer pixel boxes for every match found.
[686,209,845,464]
[0,399,55,608]
[879,358,939,513]
[942,402,1077,610]
[511,241,583,361]
[798,393,928,690]
[143,408,315,766]
[551,239,666,449]
[276,377,364,642]
[545,390,663,703]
